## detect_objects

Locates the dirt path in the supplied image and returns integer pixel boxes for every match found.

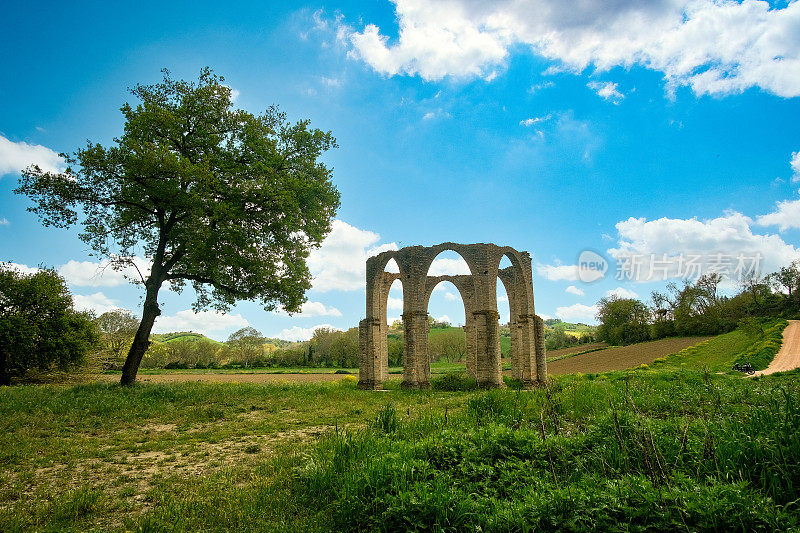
[754,320,800,376]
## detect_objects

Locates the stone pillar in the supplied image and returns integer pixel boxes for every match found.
[474,309,503,388]
[516,314,537,388]
[358,318,385,389]
[402,311,431,388]
[534,314,547,384]
[510,318,521,381]
[464,317,477,378]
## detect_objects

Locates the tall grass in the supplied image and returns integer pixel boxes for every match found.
[297,370,800,531]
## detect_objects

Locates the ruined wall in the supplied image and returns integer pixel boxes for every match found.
[358,243,546,390]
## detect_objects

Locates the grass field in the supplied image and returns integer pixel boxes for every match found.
[1,327,796,531]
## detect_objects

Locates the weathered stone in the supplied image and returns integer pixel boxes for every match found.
[358,243,547,389]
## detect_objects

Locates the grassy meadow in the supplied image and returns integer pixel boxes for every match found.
[1,324,798,531]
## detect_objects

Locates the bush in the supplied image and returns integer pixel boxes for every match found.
[0,265,100,384]
[734,319,788,370]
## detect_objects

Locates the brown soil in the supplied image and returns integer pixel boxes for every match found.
[547,336,712,375]
[546,342,608,360]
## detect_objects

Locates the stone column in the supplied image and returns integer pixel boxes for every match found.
[474,309,503,388]
[534,314,547,384]
[516,314,537,388]
[402,310,431,388]
[358,317,384,389]
[464,316,477,378]
[510,318,521,381]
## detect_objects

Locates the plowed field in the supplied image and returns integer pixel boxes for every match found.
[547,336,712,375]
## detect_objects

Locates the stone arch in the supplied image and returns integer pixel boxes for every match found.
[424,275,477,375]
[359,251,405,389]
[359,243,546,389]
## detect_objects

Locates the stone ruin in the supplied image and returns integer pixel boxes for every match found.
[358,243,547,389]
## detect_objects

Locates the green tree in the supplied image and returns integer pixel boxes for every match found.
[94,309,139,370]
[16,68,340,385]
[329,327,359,367]
[226,326,267,367]
[772,261,800,298]
[428,328,466,362]
[595,296,651,345]
[0,265,99,384]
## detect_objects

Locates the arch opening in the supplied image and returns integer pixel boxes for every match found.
[383,277,404,370]
[426,280,468,365]
[426,249,472,277]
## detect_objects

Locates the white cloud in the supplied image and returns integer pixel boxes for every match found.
[428,257,471,276]
[343,0,800,97]
[1,262,40,275]
[434,314,452,324]
[444,291,457,301]
[537,263,579,281]
[301,301,342,317]
[285,301,343,317]
[555,303,598,324]
[306,219,397,292]
[605,287,639,299]
[72,292,121,315]
[609,212,800,282]
[58,257,151,287]
[565,285,584,296]
[153,310,249,337]
[587,81,624,103]
[387,296,404,310]
[422,109,452,120]
[529,81,554,93]
[0,135,64,176]
[277,324,342,342]
[320,76,342,88]
[0,218,8,226]
[270,300,343,317]
[754,152,800,230]
[756,197,800,231]
[348,2,509,81]
[520,114,551,126]
[792,151,800,182]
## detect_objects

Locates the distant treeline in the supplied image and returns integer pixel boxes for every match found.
[94,314,597,371]
[595,260,800,346]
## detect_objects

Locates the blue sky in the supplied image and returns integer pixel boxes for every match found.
[2,0,800,340]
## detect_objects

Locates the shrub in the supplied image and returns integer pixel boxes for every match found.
[734,319,788,370]
[0,265,100,384]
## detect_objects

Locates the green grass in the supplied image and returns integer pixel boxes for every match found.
[1,322,798,531]
[734,319,789,370]
[652,319,788,373]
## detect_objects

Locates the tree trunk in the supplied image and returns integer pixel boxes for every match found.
[120,281,162,386]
